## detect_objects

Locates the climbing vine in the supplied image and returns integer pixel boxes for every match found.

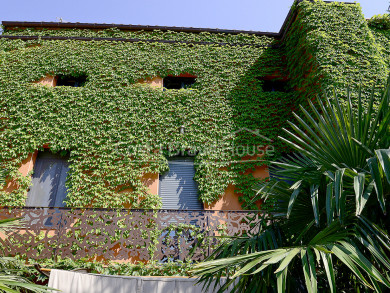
[285,0,389,106]
[0,0,388,209]
[0,23,293,209]
[368,14,390,30]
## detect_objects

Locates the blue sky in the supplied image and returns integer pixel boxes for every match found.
[0,0,388,33]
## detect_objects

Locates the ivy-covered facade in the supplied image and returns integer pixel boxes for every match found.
[0,0,389,210]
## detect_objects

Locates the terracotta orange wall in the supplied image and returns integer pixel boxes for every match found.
[2,152,37,193]
[205,183,242,210]
[18,151,38,177]
[137,77,163,89]
[142,173,159,195]
[34,75,57,87]
[205,165,269,211]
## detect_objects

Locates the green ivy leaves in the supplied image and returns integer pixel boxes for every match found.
[0,27,290,209]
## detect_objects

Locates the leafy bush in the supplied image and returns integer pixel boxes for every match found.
[13,257,196,284]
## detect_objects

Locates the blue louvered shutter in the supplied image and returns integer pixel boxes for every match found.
[159,158,202,210]
[26,152,69,207]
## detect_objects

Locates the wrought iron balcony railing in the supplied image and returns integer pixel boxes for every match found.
[0,207,263,262]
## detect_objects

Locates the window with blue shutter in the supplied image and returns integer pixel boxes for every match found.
[159,157,202,210]
[26,151,70,207]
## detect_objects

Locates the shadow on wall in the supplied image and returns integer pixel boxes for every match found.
[223,44,300,209]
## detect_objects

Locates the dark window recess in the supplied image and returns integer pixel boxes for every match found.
[56,74,87,87]
[163,76,196,89]
[260,79,289,92]
[159,157,202,210]
[26,151,70,207]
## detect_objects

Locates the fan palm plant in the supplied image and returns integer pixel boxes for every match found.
[0,218,52,292]
[193,80,390,292]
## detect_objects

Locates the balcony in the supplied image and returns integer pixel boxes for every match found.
[0,207,262,262]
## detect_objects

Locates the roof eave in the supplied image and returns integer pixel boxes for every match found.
[1,21,280,38]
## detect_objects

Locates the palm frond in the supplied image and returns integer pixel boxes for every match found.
[194,78,390,292]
